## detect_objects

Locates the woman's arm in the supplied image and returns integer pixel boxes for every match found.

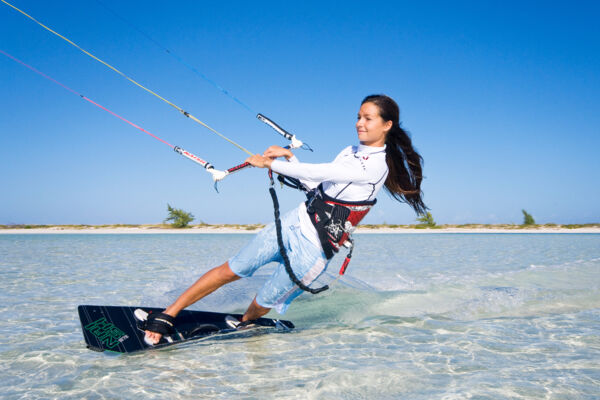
[246,145,369,184]
[269,158,364,183]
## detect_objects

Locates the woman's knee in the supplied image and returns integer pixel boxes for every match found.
[216,261,240,283]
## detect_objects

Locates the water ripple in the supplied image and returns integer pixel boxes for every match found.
[0,233,599,399]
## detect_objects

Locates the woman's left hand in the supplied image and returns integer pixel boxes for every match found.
[246,154,272,169]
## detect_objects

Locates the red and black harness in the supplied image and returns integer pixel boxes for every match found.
[306,184,376,267]
[269,174,376,294]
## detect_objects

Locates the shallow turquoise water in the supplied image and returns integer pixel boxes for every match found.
[1,233,599,399]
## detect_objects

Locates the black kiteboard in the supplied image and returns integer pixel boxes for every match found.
[78,305,294,354]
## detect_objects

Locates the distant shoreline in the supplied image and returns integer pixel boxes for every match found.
[1,224,599,234]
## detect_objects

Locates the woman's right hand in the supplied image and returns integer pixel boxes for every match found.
[263,145,293,160]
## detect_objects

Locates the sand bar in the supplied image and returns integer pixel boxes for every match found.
[1,226,599,234]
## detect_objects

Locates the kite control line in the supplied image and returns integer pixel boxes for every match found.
[1,0,253,156]
[2,0,315,187]
[92,0,314,154]
[0,48,305,191]
[0,49,227,185]
[2,0,314,152]
[93,0,256,115]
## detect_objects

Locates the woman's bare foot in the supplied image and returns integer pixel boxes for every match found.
[141,262,239,345]
[144,329,163,345]
[143,309,177,345]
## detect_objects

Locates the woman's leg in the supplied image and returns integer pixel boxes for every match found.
[242,297,271,322]
[144,261,240,344]
[145,208,302,342]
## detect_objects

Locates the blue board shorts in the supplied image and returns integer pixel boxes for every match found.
[229,207,329,314]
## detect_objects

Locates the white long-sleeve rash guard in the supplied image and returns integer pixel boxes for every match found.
[270,144,389,249]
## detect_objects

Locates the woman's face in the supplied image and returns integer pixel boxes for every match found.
[356,102,392,147]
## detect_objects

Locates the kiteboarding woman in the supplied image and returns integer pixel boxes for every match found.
[143,94,426,344]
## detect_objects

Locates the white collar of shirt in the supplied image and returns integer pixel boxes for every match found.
[355,144,386,155]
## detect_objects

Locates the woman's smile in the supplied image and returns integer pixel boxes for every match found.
[356,102,391,147]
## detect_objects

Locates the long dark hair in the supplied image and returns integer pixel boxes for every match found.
[362,94,427,215]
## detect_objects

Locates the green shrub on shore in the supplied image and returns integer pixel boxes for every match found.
[563,224,597,229]
[416,212,436,227]
[522,210,535,225]
[164,204,195,228]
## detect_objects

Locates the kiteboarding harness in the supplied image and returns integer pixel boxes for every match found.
[269,145,388,294]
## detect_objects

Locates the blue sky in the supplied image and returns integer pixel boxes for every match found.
[1,0,599,225]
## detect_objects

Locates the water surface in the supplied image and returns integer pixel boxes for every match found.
[1,233,599,399]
